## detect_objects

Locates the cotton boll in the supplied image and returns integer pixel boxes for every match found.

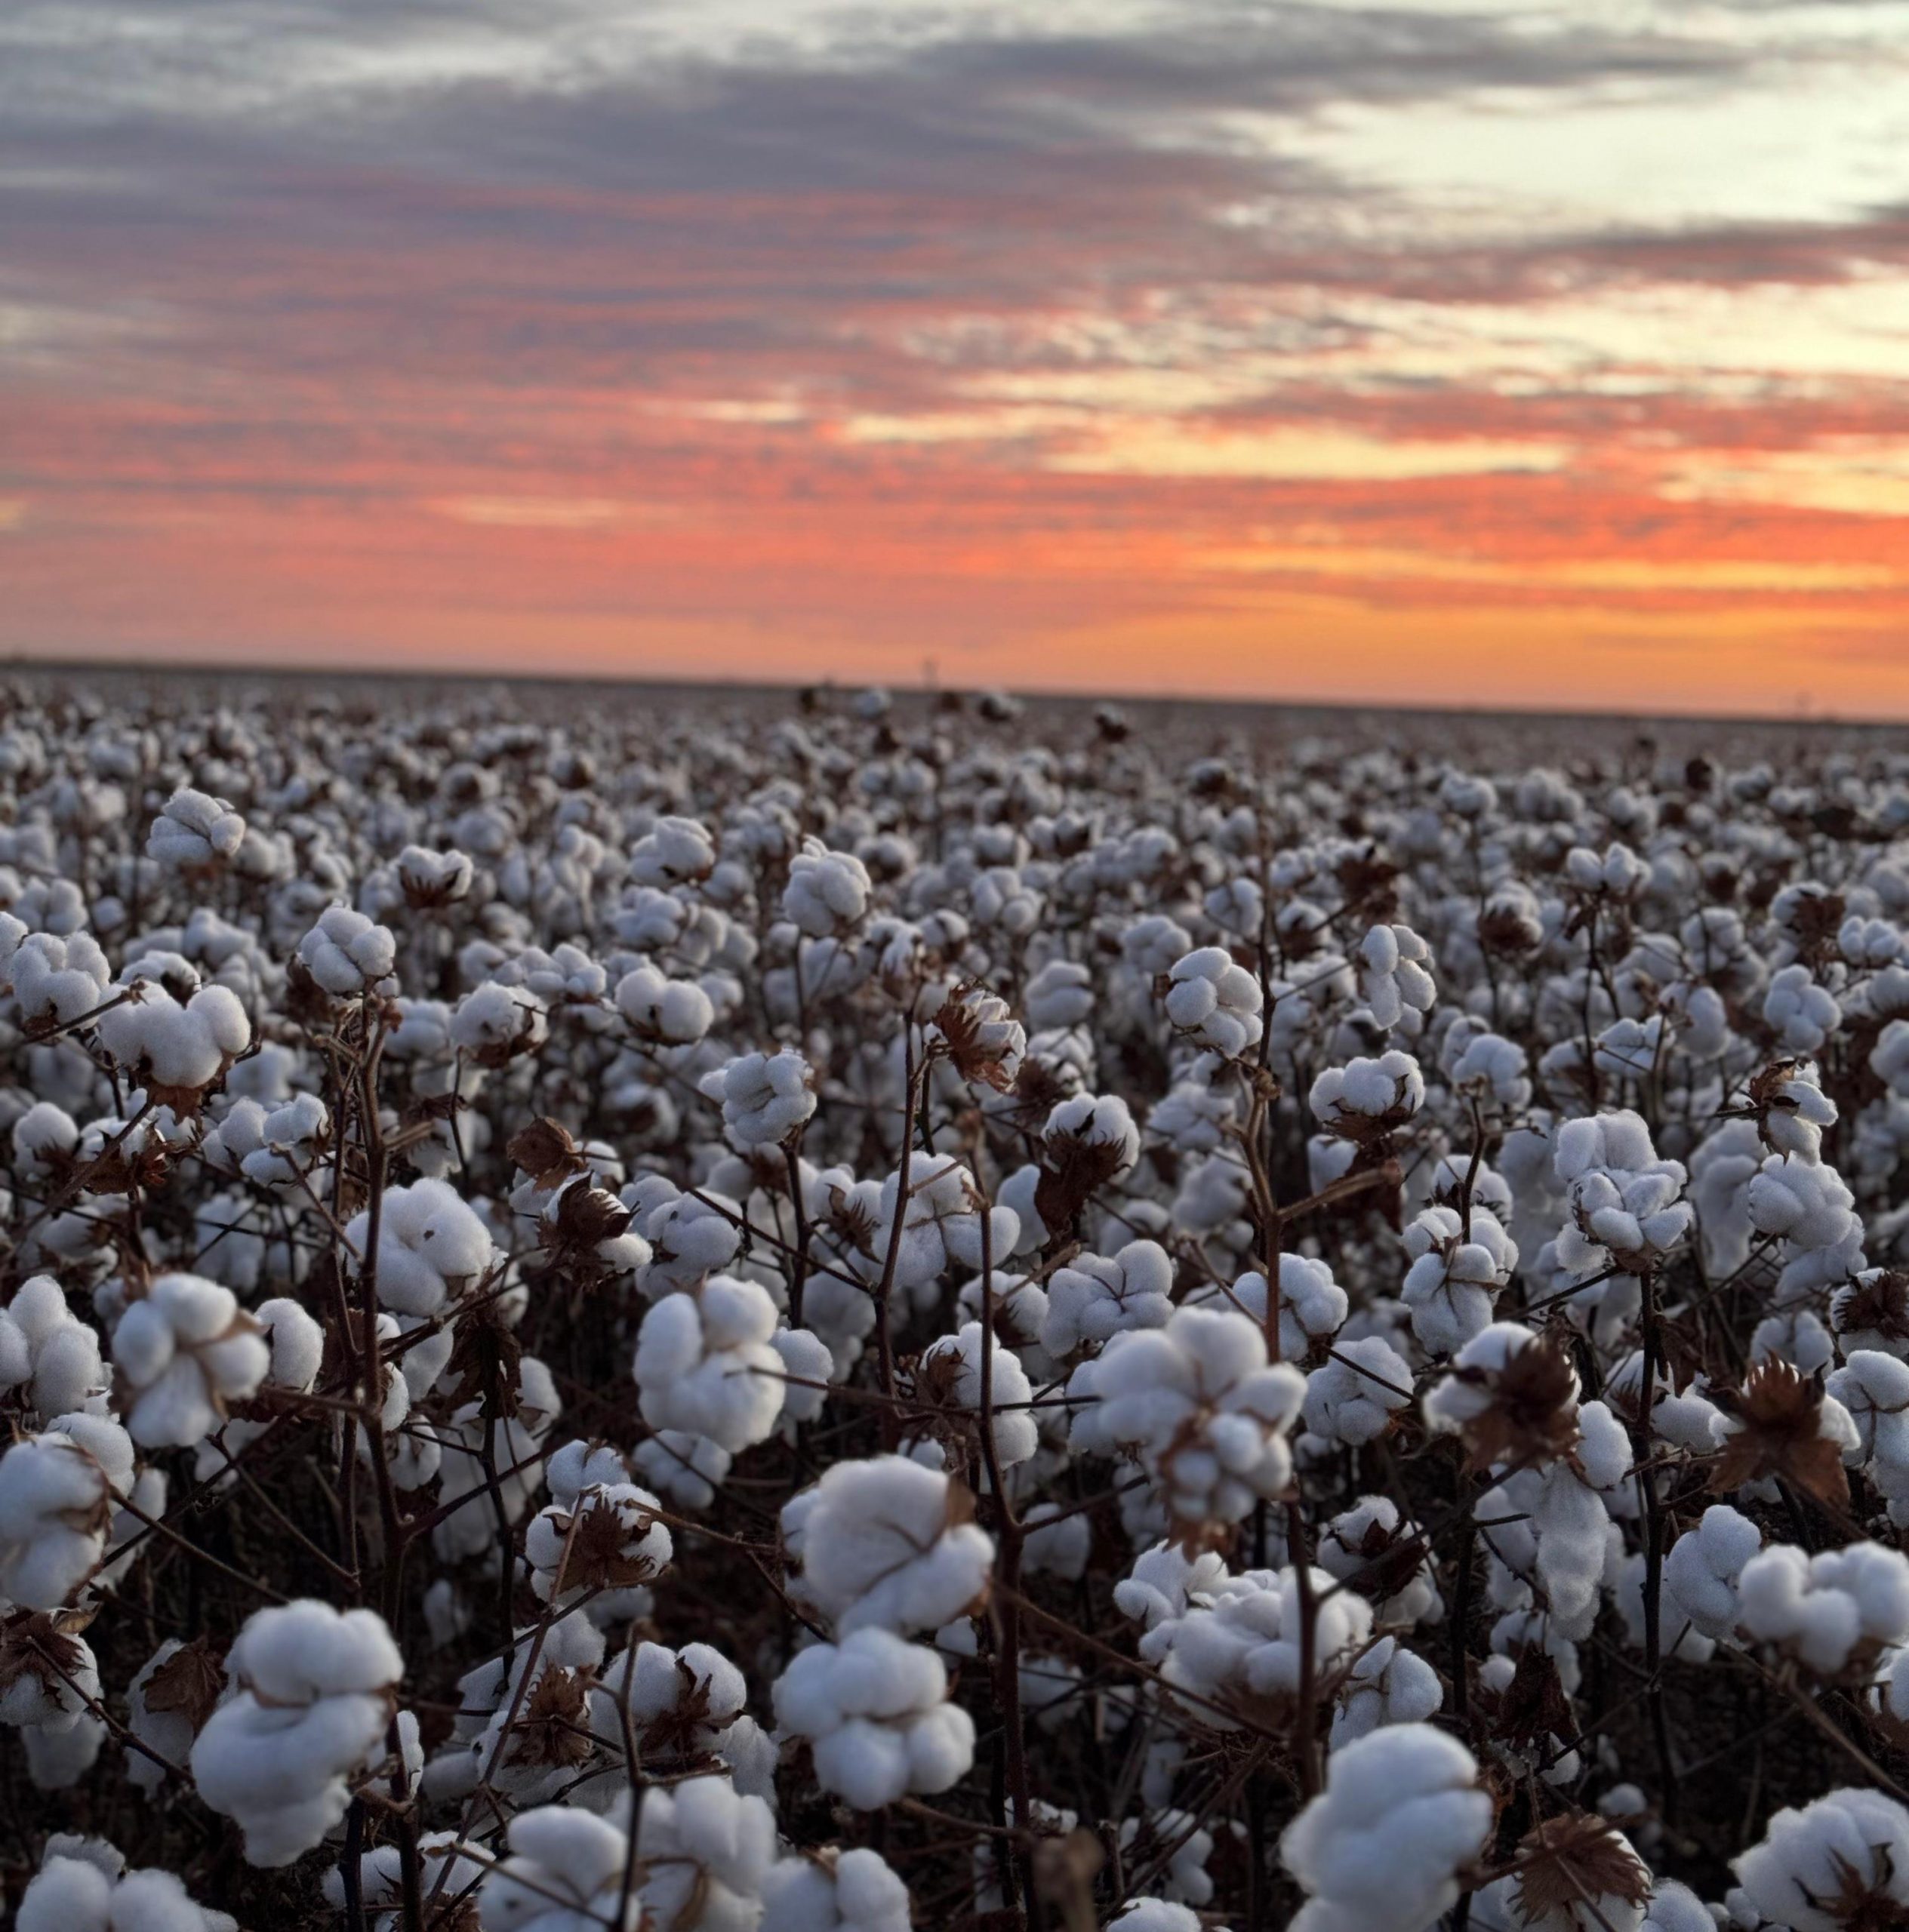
[148,787,246,872]
[616,961,716,1044]
[634,1273,787,1454]
[1162,945,1264,1057]
[913,1321,1038,1469]
[0,1420,134,1608]
[525,1478,673,1606]
[297,904,396,995]
[634,1430,734,1512]
[96,981,250,1100]
[8,931,112,1030]
[700,1048,817,1148]
[1359,922,1436,1032]
[19,1842,236,1932]
[111,1275,269,1448]
[1733,1789,1909,1931]
[1279,1723,1492,1932]
[762,1847,912,1932]
[0,1275,106,1417]
[1402,1205,1517,1355]
[773,1628,975,1807]
[346,1177,497,1317]
[1069,1308,1306,1545]
[1041,1240,1174,1358]
[785,838,873,936]
[1329,1634,1443,1748]
[1664,1505,1762,1638]
[1194,1254,1347,1363]
[1304,1336,1412,1447]
[189,1600,404,1866]
[782,1454,993,1635]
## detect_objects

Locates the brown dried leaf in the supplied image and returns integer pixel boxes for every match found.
[1452,1337,1581,1474]
[509,1118,586,1191]
[929,984,1016,1093]
[1512,1814,1651,1924]
[141,1635,226,1733]
[1035,1134,1125,1236]
[505,1665,596,1770]
[555,1494,664,1596]
[1710,1358,1851,1509]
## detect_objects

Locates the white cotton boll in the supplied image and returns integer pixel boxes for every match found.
[616,962,715,1044]
[1827,1350,1909,1505]
[761,1846,912,1932]
[345,1176,496,1318]
[147,787,245,871]
[1763,964,1841,1055]
[237,1092,328,1189]
[1021,1500,1092,1580]
[635,1774,777,1932]
[785,838,872,936]
[1746,1152,1866,1300]
[449,979,548,1063]
[254,1297,324,1392]
[773,1627,975,1807]
[1041,1240,1174,1358]
[1402,1205,1517,1356]
[1832,1269,1909,1359]
[19,1844,236,1932]
[700,1048,817,1147]
[1141,1566,1372,1726]
[1736,1541,1909,1673]
[1024,958,1095,1029]
[112,1275,269,1448]
[126,1638,209,1795]
[1196,1253,1346,1362]
[1359,922,1436,1032]
[634,1272,787,1454]
[1070,1307,1306,1540]
[190,1600,403,1866]
[1639,1881,1713,1932]
[1279,1722,1492,1932]
[1116,1541,1232,1631]
[97,981,250,1097]
[1733,1789,1909,1931]
[23,1709,107,1788]
[9,931,112,1029]
[1042,1091,1141,1177]
[396,844,473,906]
[782,1454,993,1635]
[1329,1634,1443,1748]
[774,1325,836,1425]
[0,1275,106,1417]
[1310,1050,1426,1128]
[630,814,716,887]
[636,1185,744,1297]
[1422,1321,1576,1450]
[1318,1497,1441,1627]
[297,904,396,995]
[0,1421,133,1608]
[1665,1505,1762,1638]
[1162,945,1263,1057]
[1452,1030,1532,1112]
[1304,1335,1413,1447]
[634,1430,734,1512]
[482,1802,634,1930]
[525,1478,673,1605]
[915,1321,1038,1469]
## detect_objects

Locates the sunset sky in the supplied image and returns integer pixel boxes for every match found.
[5,0,1909,714]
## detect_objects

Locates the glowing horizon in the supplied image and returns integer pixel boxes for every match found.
[5,0,1909,717]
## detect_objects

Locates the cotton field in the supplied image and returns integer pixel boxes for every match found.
[5,672,1909,1932]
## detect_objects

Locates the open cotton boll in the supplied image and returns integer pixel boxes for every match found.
[1747,1152,1867,1300]
[1733,1789,1909,1931]
[700,1048,816,1148]
[525,1477,672,1605]
[1304,1335,1413,1447]
[926,981,1025,1093]
[0,1275,105,1418]
[325,1833,487,1930]
[297,905,396,995]
[1107,1905,1202,1932]
[96,980,249,1101]
[772,1626,975,1808]
[1764,964,1841,1055]
[774,1324,835,1425]
[111,1275,269,1448]
[634,1774,777,1932]
[633,1272,787,1454]
[1190,1254,1346,1363]
[1736,1541,1909,1673]
[782,1454,993,1635]
[1318,1497,1441,1627]
[1141,1565,1372,1726]
[146,786,246,872]
[189,1600,403,1867]
[344,1176,496,1318]
[18,1840,237,1932]
[1329,1633,1443,1748]
[1402,1205,1517,1355]
[1308,1051,1424,1143]
[1664,1506,1763,1638]
[913,1321,1038,1469]
[481,1802,636,1930]
[1115,1540,1232,1632]
[1279,1722,1492,1932]
[784,838,872,936]
[630,814,716,888]
[1069,1307,1306,1544]
[634,1430,733,1512]
[126,1637,220,1795]
[9,930,112,1030]
[1359,922,1436,1032]
[760,1845,913,1932]
[1162,945,1263,1057]
[1041,1240,1174,1358]
[616,961,715,1044]
[0,1418,134,1608]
